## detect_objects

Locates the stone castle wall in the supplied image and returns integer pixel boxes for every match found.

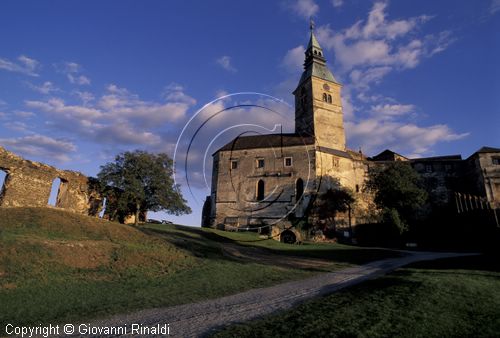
[211,144,316,227]
[0,146,102,216]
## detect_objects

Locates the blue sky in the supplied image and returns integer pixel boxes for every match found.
[1,0,499,226]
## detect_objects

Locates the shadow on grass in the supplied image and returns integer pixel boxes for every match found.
[141,227,228,260]
[142,224,402,266]
[405,254,500,273]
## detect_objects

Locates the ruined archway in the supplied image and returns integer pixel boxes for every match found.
[48,178,61,206]
[280,229,297,244]
[99,197,107,218]
[0,168,7,203]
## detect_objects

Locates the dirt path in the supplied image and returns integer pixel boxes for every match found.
[82,251,476,338]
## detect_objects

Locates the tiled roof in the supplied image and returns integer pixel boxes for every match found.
[217,133,315,152]
[410,155,462,162]
[476,146,500,153]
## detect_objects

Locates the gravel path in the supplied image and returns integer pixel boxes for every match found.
[83,251,476,338]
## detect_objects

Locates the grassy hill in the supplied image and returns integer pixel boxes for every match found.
[0,207,399,329]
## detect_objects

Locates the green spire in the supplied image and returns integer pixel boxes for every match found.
[298,20,338,85]
[307,18,322,51]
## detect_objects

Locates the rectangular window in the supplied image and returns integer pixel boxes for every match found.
[256,159,265,168]
[445,164,452,172]
[425,164,433,173]
[332,157,339,168]
[231,160,238,169]
[492,157,500,165]
[284,157,293,167]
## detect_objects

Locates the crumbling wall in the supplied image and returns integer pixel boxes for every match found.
[0,146,103,216]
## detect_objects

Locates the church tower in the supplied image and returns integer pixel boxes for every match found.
[293,22,346,151]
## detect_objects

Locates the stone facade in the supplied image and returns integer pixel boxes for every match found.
[0,146,103,215]
[372,148,500,211]
[206,27,376,231]
[210,138,316,228]
[205,26,500,232]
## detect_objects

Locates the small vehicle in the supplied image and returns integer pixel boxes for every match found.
[147,219,162,224]
[161,220,173,224]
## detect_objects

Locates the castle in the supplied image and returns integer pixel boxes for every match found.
[203,25,500,234]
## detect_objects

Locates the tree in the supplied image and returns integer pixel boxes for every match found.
[312,187,355,236]
[366,162,427,234]
[97,150,191,225]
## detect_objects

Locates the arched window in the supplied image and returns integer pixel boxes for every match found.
[319,52,322,56]
[314,50,318,55]
[296,178,304,202]
[322,93,327,102]
[257,180,265,201]
[327,94,332,103]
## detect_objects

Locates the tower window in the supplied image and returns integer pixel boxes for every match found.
[256,158,265,168]
[300,88,307,107]
[323,93,327,102]
[284,157,293,167]
[314,50,318,55]
[256,180,265,201]
[356,184,360,193]
[231,160,238,170]
[327,94,332,103]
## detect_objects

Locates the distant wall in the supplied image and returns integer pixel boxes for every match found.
[0,146,103,216]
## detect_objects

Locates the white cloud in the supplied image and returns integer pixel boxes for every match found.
[0,55,39,76]
[349,66,392,89]
[216,56,237,72]
[93,123,162,146]
[491,0,500,14]
[25,83,196,148]
[0,134,76,162]
[371,103,415,117]
[331,0,343,8]
[98,84,191,126]
[73,91,95,105]
[28,81,59,94]
[68,74,91,85]
[289,0,319,19]
[14,111,35,118]
[282,45,305,72]
[346,119,469,157]
[26,98,103,120]
[3,121,29,132]
[163,83,197,105]
[315,2,451,71]
[56,61,91,85]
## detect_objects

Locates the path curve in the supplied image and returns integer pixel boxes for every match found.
[82,251,477,338]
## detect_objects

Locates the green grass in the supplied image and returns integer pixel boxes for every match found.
[211,254,500,338]
[146,223,402,265]
[0,207,400,332]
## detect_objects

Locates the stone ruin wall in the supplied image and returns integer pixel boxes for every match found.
[0,146,103,216]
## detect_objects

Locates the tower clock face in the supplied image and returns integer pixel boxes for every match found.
[323,83,330,91]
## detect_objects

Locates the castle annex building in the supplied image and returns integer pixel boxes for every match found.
[204,26,500,229]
